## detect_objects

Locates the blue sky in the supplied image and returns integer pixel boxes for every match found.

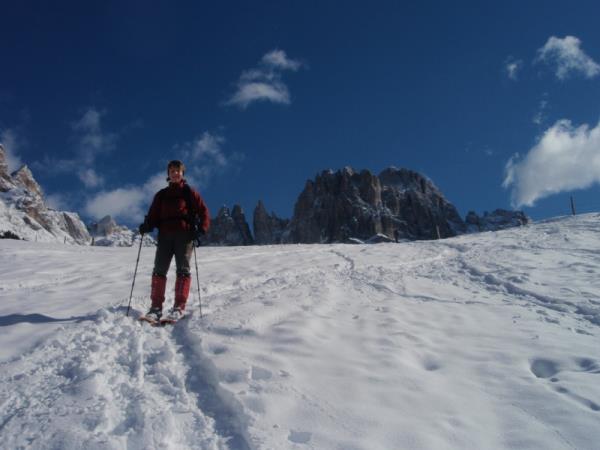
[2,1,600,226]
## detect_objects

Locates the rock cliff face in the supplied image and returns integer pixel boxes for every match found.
[0,144,15,192]
[465,209,531,233]
[253,200,289,245]
[0,144,91,244]
[378,167,466,240]
[204,205,254,246]
[286,167,466,243]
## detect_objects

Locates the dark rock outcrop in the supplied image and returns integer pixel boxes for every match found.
[253,200,289,245]
[204,204,254,246]
[286,166,466,243]
[465,209,531,232]
[379,168,466,240]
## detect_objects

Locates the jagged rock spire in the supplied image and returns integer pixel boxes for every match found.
[253,200,289,245]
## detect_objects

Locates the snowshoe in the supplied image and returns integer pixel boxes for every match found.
[160,307,185,325]
[139,307,162,325]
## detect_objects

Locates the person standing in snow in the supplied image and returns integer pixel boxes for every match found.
[138,160,210,322]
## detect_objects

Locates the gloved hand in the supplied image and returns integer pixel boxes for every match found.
[193,227,205,247]
[139,222,152,235]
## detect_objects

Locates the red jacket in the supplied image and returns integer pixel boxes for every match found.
[146,180,210,234]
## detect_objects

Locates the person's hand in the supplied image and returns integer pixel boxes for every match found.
[193,228,205,247]
[139,222,152,235]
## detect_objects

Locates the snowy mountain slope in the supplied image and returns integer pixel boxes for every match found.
[0,214,599,449]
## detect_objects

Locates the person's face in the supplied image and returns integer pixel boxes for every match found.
[169,166,183,183]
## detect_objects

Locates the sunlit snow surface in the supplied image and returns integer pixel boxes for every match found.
[1,214,599,450]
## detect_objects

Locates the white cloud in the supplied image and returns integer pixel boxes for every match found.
[45,192,70,211]
[190,132,228,166]
[0,129,23,172]
[85,187,146,222]
[532,95,549,125]
[34,108,118,189]
[225,49,304,109]
[226,81,291,109]
[78,168,104,188]
[84,172,166,223]
[261,49,303,71]
[505,58,523,80]
[503,119,600,207]
[71,108,117,165]
[536,35,600,80]
[175,131,244,187]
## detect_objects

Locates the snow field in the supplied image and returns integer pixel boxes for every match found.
[1,213,599,449]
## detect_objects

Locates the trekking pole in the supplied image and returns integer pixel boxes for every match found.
[126,235,144,317]
[193,245,203,318]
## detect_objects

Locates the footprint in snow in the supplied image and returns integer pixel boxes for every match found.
[209,344,228,355]
[530,358,560,379]
[251,366,272,381]
[288,430,312,444]
[530,357,600,412]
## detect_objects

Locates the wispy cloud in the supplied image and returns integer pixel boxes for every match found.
[70,108,117,165]
[78,168,104,189]
[503,119,600,207]
[45,192,71,211]
[504,57,523,81]
[225,49,305,109]
[532,94,549,125]
[261,49,303,71]
[0,128,23,172]
[175,131,244,187]
[535,35,600,80]
[34,108,118,189]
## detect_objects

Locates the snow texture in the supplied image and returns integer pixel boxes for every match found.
[1,213,599,449]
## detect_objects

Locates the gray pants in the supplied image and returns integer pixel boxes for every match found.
[153,232,194,277]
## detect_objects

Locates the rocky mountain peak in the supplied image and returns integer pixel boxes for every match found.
[253,200,289,245]
[287,166,466,243]
[379,167,439,196]
[11,165,44,199]
[0,151,91,244]
[204,204,253,246]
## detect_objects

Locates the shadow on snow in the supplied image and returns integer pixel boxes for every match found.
[0,313,95,327]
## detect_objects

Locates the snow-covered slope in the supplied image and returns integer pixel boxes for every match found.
[0,214,599,449]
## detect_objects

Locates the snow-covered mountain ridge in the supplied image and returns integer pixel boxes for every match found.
[0,213,598,449]
[0,144,90,244]
[88,215,156,247]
